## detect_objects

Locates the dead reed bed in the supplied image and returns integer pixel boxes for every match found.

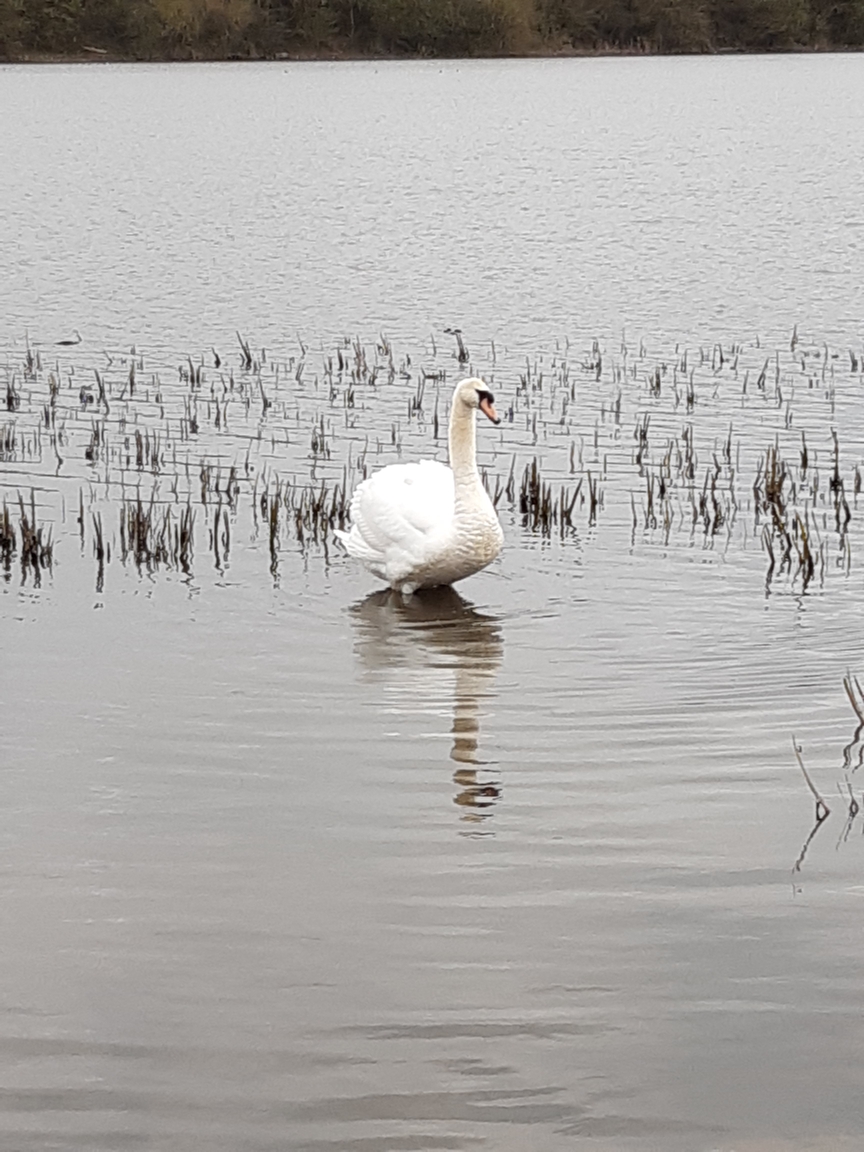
[0,492,54,586]
[1,325,863,591]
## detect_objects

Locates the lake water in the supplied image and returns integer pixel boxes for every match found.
[2,54,864,1152]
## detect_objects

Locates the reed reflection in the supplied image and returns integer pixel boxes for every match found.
[349,588,503,825]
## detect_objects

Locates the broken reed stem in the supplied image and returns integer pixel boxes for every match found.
[792,736,830,820]
[843,674,864,724]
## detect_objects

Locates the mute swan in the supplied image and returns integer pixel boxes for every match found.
[337,377,504,595]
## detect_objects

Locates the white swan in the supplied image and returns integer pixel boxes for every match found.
[336,378,504,595]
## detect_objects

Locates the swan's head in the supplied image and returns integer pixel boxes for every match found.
[456,378,501,425]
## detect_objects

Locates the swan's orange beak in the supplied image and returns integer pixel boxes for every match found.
[479,396,501,425]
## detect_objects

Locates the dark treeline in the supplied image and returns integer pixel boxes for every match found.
[2,0,863,60]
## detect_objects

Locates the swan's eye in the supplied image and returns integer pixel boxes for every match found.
[476,389,495,404]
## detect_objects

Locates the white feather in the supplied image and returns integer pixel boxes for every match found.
[337,378,504,594]
[338,460,454,581]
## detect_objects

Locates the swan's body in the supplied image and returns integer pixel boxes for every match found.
[337,378,504,594]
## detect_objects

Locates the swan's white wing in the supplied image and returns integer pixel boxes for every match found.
[338,460,454,585]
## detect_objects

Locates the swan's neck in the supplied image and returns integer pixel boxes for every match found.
[449,402,480,489]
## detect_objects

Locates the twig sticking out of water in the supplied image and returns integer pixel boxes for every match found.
[793,811,829,875]
[837,779,860,846]
[6,373,21,412]
[841,674,864,773]
[794,677,864,876]
[237,332,253,371]
[0,499,15,576]
[843,674,864,724]
[444,328,470,365]
[94,369,109,416]
[92,511,106,592]
[792,737,830,821]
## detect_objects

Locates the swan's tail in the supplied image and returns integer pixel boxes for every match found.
[336,523,382,566]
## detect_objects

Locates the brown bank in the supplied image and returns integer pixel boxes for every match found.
[2,0,864,63]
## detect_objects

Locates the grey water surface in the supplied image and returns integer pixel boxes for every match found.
[2,55,864,1152]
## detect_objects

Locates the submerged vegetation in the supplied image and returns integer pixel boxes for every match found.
[1,0,863,60]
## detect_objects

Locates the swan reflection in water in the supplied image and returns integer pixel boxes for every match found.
[349,587,503,825]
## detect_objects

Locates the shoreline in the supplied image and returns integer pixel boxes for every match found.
[3,43,860,66]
